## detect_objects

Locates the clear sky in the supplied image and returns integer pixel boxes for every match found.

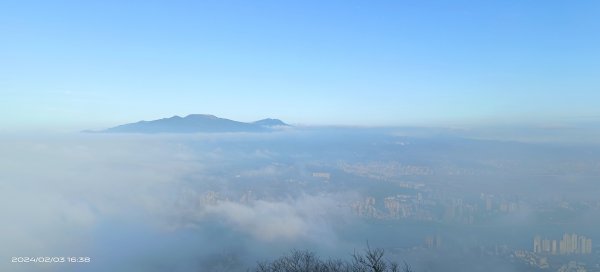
[1,0,599,131]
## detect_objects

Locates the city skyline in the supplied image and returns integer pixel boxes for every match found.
[534,234,593,255]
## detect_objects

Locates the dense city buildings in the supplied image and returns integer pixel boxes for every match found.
[534,234,593,255]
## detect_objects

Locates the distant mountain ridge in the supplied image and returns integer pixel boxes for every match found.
[89,114,290,133]
[252,118,288,127]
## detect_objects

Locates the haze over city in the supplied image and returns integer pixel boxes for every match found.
[2,1,600,272]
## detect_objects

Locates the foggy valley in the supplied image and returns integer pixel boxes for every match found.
[3,1,599,271]
[2,126,600,271]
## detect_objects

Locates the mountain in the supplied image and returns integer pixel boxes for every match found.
[253,118,289,127]
[91,114,290,133]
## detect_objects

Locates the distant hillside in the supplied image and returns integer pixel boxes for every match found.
[253,118,289,127]
[89,114,289,133]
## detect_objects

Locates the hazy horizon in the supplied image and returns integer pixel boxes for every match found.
[2,1,600,272]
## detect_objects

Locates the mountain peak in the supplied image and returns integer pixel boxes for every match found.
[253,118,289,127]
[185,114,218,119]
[91,114,290,134]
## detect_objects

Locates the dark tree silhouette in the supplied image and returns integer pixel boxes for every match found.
[253,246,413,272]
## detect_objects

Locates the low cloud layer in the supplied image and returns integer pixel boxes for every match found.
[0,134,355,272]
[3,131,598,272]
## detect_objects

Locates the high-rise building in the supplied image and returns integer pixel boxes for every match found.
[542,239,551,253]
[535,233,592,255]
[578,236,586,254]
[571,234,578,254]
[585,238,592,254]
[533,236,542,253]
[424,235,442,249]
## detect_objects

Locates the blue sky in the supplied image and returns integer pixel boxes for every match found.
[1,0,599,130]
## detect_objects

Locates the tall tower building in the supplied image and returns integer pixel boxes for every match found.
[578,236,586,254]
[533,236,542,253]
[560,239,566,255]
[571,234,578,254]
[542,239,551,253]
